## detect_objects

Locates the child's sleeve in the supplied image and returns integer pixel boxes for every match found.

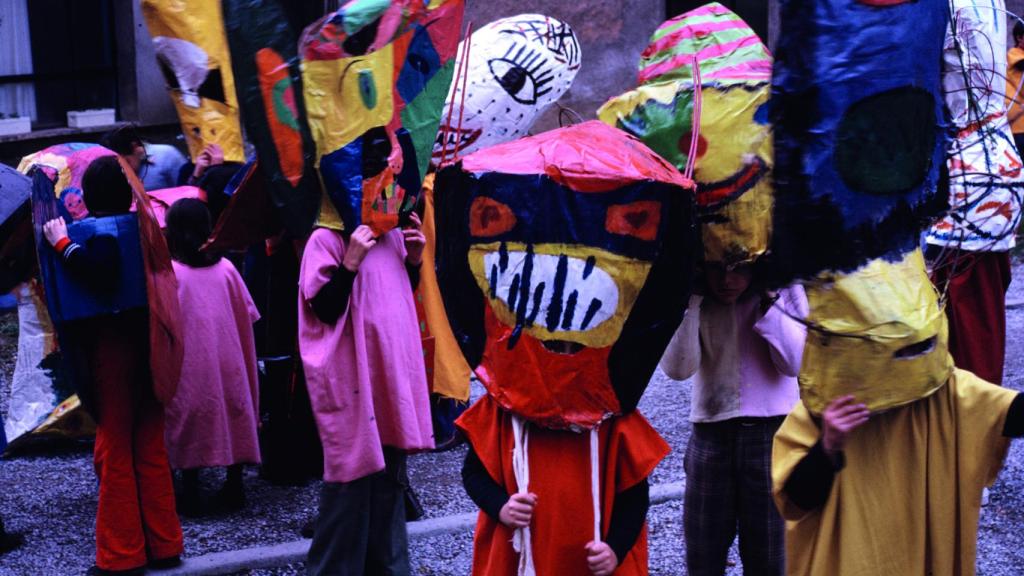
[300,229,355,325]
[659,294,703,380]
[56,234,122,294]
[461,446,510,522]
[605,478,650,566]
[754,284,808,378]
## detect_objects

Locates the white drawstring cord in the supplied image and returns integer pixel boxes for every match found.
[590,423,602,543]
[511,415,535,576]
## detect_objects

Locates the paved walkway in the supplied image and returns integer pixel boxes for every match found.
[165,482,685,575]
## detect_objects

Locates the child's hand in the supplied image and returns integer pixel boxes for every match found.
[403,211,426,267]
[585,540,617,576]
[43,218,68,248]
[342,225,377,272]
[498,492,537,528]
[206,143,225,166]
[821,395,870,460]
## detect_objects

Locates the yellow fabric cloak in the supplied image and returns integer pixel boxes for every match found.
[772,368,1017,576]
[418,173,471,400]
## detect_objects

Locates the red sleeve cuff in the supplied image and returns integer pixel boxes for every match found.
[54,237,72,253]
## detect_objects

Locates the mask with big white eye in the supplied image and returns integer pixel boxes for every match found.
[433,14,581,163]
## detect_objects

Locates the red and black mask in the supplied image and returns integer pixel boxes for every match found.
[435,121,698,430]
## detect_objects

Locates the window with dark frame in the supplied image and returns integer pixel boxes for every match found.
[0,0,119,130]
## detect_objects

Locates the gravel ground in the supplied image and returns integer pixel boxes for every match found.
[2,268,1024,575]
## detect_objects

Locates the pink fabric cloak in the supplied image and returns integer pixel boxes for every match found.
[298,227,434,483]
[164,259,261,469]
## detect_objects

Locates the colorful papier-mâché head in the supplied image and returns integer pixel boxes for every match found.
[432,14,581,164]
[600,3,772,266]
[799,249,953,415]
[300,0,465,236]
[141,0,246,163]
[767,0,948,283]
[17,144,118,222]
[435,121,698,430]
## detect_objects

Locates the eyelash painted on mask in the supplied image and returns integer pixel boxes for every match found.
[500,42,554,98]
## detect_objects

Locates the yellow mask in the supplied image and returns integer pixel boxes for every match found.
[800,249,953,415]
[141,0,245,163]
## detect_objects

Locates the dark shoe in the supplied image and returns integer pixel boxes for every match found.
[215,484,246,513]
[431,433,465,453]
[148,555,183,570]
[300,517,316,539]
[85,565,144,576]
[404,486,425,521]
[0,532,23,555]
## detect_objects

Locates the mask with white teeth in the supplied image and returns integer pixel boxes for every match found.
[432,14,581,164]
[435,121,699,430]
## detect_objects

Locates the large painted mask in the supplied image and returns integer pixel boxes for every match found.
[771,0,951,411]
[17,144,117,222]
[301,0,465,235]
[222,0,321,237]
[432,14,581,163]
[141,0,245,163]
[435,121,698,430]
[599,3,772,266]
[767,0,948,282]
[800,250,953,415]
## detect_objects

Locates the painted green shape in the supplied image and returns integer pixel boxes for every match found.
[401,58,456,178]
[340,0,392,35]
[615,93,695,170]
[358,69,378,109]
[272,78,301,130]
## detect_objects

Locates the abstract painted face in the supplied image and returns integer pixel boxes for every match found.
[436,121,698,430]
[301,0,464,235]
[767,0,948,282]
[600,3,773,266]
[799,250,953,415]
[433,14,581,162]
[141,0,245,163]
[61,190,88,221]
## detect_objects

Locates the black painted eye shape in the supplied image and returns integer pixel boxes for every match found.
[893,336,936,359]
[489,58,537,104]
[408,54,432,75]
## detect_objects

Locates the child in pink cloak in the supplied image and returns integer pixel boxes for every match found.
[163,198,261,514]
[298,214,434,575]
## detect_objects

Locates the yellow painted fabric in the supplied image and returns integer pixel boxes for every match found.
[1007,47,1024,134]
[419,173,471,400]
[772,368,1016,576]
[141,0,245,162]
[800,249,952,414]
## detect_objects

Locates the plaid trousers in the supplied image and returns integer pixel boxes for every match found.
[684,417,786,576]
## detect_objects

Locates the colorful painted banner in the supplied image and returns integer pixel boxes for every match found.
[222,0,321,237]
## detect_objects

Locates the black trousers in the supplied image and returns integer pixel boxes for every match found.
[306,449,410,576]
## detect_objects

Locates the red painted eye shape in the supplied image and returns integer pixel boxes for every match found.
[470,197,517,237]
[606,201,661,241]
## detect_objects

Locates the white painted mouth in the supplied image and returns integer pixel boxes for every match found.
[482,248,618,334]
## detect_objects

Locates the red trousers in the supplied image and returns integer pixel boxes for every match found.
[89,318,182,570]
[931,250,1012,385]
